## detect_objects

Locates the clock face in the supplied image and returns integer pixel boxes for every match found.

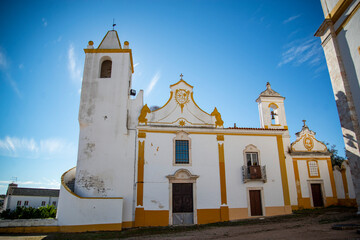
[175,89,189,105]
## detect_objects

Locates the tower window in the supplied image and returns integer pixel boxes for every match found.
[308,160,319,177]
[269,103,279,125]
[100,60,112,78]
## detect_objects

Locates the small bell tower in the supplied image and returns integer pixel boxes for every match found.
[256,82,287,129]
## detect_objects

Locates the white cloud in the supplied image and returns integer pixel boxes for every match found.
[278,38,323,67]
[134,62,139,68]
[0,178,60,189]
[67,44,82,82]
[0,136,75,159]
[42,18,48,27]
[283,14,301,24]
[145,71,161,97]
[0,49,21,98]
[18,63,24,69]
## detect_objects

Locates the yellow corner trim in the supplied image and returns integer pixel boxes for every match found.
[341,169,349,199]
[136,141,145,206]
[61,167,123,199]
[211,107,224,128]
[138,132,146,138]
[335,1,360,35]
[284,126,288,130]
[326,0,352,23]
[327,159,338,199]
[84,48,134,73]
[218,143,227,205]
[292,160,302,202]
[138,104,151,125]
[217,134,224,141]
[276,136,290,205]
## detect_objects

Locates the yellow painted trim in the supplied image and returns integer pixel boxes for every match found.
[292,160,303,205]
[220,206,229,222]
[264,125,269,129]
[271,124,281,126]
[135,207,145,227]
[138,129,284,137]
[170,79,194,89]
[327,159,338,199]
[138,132,146,138]
[265,206,292,216]
[217,134,224,141]
[335,1,360,35]
[84,48,134,73]
[228,208,248,220]
[276,136,290,206]
[218,143,227,205]
[341,169,349,199]
[292,157,331,160]
[268,102,279,108]
[138,104,151,125]
[284,126,288,130]
[191,92,211,116]
[338,198,357,207]
[306,159,321,178]
[0,223,122,234]
[290,134,328,153]
[197,209,221,224]
[61,167,123,199]
[297,198,312,209]
[211,107,224,128]
[326,0,352,22]
[122,221,134,228]
[136,141,145,206]
[326,197,338,206]
[144,210,169,226]
[151,92,173,113]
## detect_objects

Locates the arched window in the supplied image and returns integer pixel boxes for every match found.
[308,160,319,177]
[100,60,112,78]
[269,103,279,125]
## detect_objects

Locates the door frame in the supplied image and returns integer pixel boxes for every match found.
[307,179,326,207]
[247,187,265,217]
[167,169,199,225]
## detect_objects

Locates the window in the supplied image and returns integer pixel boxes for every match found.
[52,201,57,206]
[17,201,21,206]
[41,201,46,206]
[173,131,191,165]
[246,152,259,166]
[308,160,319,177]
[24,201,29,206]
[175,140,189,164]
[100,60,112,78]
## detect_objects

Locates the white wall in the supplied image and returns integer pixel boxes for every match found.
[5,195,58,211]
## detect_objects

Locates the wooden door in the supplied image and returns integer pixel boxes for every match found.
[172,183,193,225]
[311,184,324,207]
[249,190,263,216]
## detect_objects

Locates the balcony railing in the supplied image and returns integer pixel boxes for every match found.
[242,165,267,183]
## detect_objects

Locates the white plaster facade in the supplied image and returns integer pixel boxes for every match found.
[53,30,354,232]
[316,0,360,211]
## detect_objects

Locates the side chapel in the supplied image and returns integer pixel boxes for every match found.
[55,30,356,231]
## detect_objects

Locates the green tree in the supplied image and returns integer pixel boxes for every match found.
[326,143,345,167]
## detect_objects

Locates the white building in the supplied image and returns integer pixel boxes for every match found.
[51,30,355,232]
[315,0,360,211]
[3,183,59,211]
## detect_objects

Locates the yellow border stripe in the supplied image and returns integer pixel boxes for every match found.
[276,136,290,205]
[218,143,227,205]
[327,159,338,199]
[335,1,360,35]
[137,141,145,206]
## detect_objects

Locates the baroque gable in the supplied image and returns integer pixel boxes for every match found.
[138,78,223,128]
[290,120,328,153]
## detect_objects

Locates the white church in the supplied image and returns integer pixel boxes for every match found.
[0,30,354,233]
[52,30,356,231]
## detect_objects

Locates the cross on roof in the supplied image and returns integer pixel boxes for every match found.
[302,120,307,127]
[180,73,183,80]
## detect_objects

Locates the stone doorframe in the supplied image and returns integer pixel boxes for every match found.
[307,179,326,207]
[166,169,199,225]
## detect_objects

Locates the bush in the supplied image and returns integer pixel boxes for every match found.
[0,205,56,219]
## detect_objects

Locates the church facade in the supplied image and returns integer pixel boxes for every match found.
[52,30,355,232]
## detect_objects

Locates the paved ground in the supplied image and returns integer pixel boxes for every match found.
[0,207,359,239]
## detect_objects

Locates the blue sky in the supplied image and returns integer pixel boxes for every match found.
[0,0,344,194]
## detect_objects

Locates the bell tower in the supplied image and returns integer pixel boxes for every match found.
[256,82,287,129]
[73,30,143,223]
